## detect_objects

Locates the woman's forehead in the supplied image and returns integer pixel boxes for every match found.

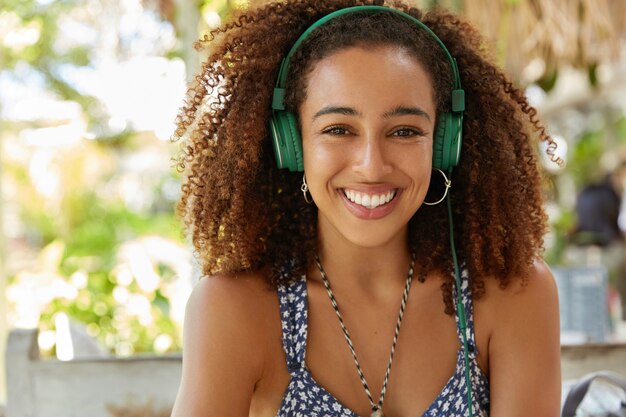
[302,45,436,118]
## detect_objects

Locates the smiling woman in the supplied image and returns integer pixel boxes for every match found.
[170,2,561,417]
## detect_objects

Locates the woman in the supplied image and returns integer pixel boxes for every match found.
[171,0,561,416]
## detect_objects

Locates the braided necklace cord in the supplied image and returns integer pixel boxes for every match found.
[314,253,415,417]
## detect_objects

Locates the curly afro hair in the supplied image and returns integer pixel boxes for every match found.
[173,0,556,314]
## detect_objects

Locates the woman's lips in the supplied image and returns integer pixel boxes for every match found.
[339,187,402,220]
[342,188,397,209]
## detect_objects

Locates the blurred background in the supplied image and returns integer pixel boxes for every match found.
[1,0,625,415]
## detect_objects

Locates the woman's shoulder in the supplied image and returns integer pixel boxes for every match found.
[481,259,558,306]
[477,263,562,415]
[190,270,277,306]
[186,271,280,340]
[473,259,559,354]
[172,271,282,416]
[475,260,558,331]
[471,260,558,357]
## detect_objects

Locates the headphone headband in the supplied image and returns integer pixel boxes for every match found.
[272,5,465,112]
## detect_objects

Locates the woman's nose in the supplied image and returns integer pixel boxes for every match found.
[352,136,393,180]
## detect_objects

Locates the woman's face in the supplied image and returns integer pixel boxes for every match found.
[299,44,436,249]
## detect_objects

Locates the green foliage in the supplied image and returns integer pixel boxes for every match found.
[1,0,101,120]
[537,70,559,93]
[545,109,626,265]
[2,0,188,357]
[544,208,576,265]
[568,130,605,187]
[6,145,186,355]
[588,63,599,88]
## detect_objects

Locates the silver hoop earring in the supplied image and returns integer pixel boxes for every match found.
[301,173,313,204]
[423,168,452,206]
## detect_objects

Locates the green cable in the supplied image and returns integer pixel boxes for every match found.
[446,178,474,417]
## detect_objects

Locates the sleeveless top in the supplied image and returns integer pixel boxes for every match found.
[276,268,491,417]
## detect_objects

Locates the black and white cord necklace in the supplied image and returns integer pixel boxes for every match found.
[314,253,416,417]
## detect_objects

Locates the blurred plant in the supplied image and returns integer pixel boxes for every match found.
[540,105,626,264]
[1,0,192,357]
[4,134,190,356]
[568,130,605,186]
[544,207,577,266]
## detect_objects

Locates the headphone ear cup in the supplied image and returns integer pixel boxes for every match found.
[285,112,304,172]
[432,115,447,171]
[270,111,304,172]
[432,112,462,171]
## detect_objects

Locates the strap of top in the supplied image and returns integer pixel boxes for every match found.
[452,268,479,358]
[277,275,309,376]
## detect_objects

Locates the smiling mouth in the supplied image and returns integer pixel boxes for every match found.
[342,189,398,209]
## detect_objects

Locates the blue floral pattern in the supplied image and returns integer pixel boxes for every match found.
[276,268,490,417]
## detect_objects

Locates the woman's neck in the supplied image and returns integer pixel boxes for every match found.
[312,220,413,301]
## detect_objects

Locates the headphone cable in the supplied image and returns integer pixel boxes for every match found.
[446,177,474,417]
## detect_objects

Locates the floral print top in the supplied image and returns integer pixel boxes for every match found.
[275,268,490,417]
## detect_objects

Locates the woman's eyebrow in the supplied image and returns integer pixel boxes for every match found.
[312,106,360,121]
[383,105,431,121]
[311,105,432,122]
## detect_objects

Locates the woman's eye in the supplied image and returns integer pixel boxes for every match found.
[322,126,350,135]
[392,128,422,137]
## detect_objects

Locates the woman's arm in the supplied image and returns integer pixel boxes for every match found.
[171,275,266,417]
[487,260,561,417]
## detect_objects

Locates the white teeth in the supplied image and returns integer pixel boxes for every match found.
[344,189,397,209]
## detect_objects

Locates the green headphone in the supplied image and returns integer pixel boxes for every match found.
[270,5,466,172]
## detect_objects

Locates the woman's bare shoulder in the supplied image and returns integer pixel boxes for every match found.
[479,260,561,416]
[185,272,279,340]
[479,259,557,304]
[186,271,281,360]
[190,271,278,312]
[171,271,280,417]
[476,259,559,336]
